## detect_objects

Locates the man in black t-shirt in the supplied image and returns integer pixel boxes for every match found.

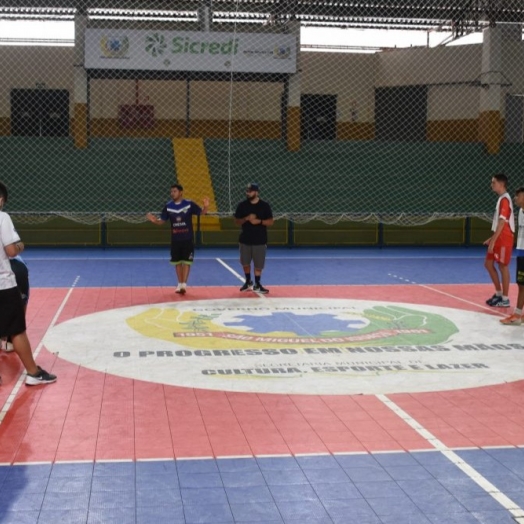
[234,183,274,293]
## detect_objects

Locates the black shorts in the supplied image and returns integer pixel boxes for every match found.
[516,257,524,285]
[0,286,26,338]
[10,258,30,305]
[170,239,195,265]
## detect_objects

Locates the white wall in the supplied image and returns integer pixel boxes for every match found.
[2,38,524,124]
[0,46,74,115]
[301,52,376,123]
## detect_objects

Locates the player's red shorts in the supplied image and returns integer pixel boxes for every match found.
[486,242,513,265]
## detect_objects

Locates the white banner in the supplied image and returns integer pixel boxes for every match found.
[84,28,297,74]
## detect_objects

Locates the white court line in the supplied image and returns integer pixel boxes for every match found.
[418,283,508,316]
[387,273,507,316]
[0,276,79,426]
[216,257,244,281]
[216,258,269,298]
[23,255,486,261]
[377,394,524,521]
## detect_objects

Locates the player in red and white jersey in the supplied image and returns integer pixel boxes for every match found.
[501,187,524,324]
[484,174,514,308]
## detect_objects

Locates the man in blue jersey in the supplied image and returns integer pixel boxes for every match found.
[147,184,209,294]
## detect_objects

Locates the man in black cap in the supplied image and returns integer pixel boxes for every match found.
[234,183,274,293]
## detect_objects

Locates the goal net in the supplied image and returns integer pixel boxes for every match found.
[1,1,523,227]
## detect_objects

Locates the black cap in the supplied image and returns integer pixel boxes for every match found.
[247,183,259,192]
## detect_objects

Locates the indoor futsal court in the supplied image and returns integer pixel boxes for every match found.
[0,246,523,524]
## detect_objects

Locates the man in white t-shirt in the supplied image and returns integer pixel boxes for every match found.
[501,187,524,325]
[1,256,29,352]
[0,182,56,385]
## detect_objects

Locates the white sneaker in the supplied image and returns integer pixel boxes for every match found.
[0,338,13,352]
[175,284,186,295]
[25,366,57,386]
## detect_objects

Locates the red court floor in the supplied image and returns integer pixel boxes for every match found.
[0,271,523,524]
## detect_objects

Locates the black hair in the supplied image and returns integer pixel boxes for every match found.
[493,173,508,187]
[0,181,7,203]
[515,187,524,195]
[171,184,183,191]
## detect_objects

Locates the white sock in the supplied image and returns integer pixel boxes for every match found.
[515,308,522,316]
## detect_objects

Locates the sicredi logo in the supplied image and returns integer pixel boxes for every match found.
[43,298,524,395]
[170,36,239,55]
[145,33,167,57]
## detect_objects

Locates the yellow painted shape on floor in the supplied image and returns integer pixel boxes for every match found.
[172,138,220,231]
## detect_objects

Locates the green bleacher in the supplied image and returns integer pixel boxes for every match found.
[206,139,524,215]
[1,137,174,214]
[4,136,516,246]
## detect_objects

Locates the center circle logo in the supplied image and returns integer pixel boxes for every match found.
[43,298,524,394]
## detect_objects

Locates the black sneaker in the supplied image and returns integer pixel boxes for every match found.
[486,294,503,306]
[240,281,253,292]
[493,298,510,308]
[25,366,57,386]
[253,283,269,294]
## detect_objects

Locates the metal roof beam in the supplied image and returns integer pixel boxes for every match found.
[0,1,522,26]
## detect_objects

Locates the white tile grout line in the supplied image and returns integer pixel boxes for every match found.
[176,456,215,461]
[53,460,94,464]
[377,393,524,520]
[1,447,521,465]
[216,455,255,460]
[24,255,487,262]
[12,461,52,466]
[135,457,176,462]
[254,454,293,458]
[294,452,331,457]
[94,459,134,463]
[0,277,79,426]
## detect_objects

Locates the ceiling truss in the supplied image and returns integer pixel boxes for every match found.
[0,1,522,36]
